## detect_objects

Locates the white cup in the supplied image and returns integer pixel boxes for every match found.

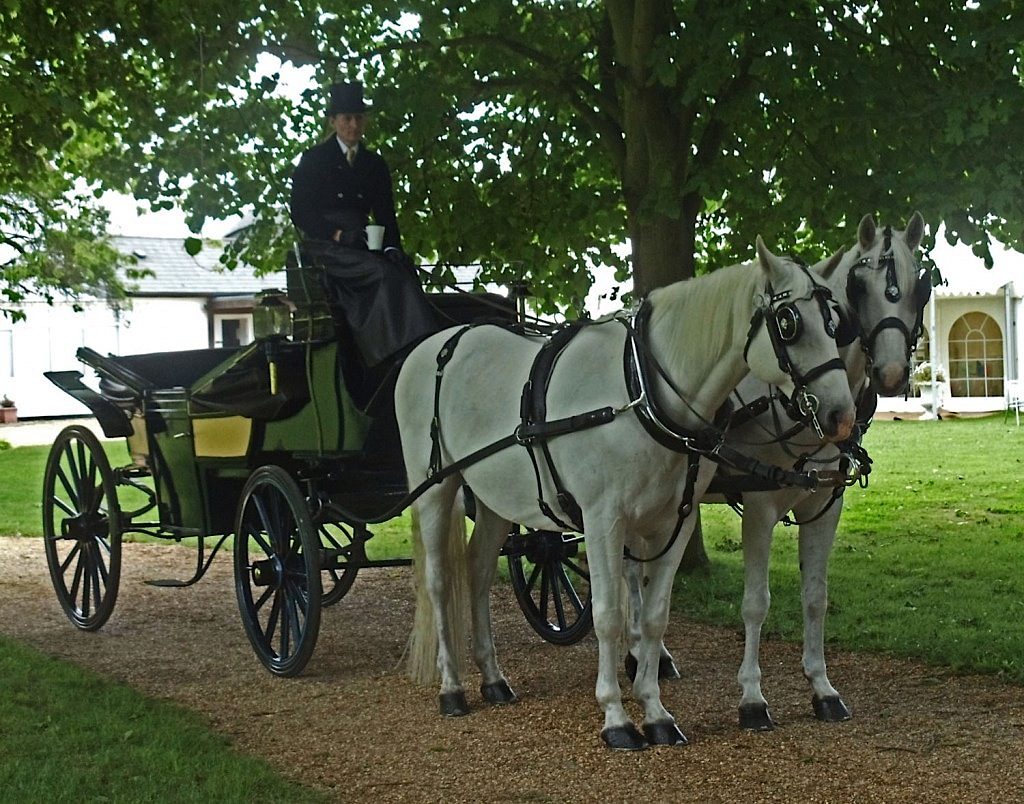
[365,224,385,251]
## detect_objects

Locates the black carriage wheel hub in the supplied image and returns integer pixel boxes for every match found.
[521,532,577,565]
[61,514,109,542]
[250,557,282,587]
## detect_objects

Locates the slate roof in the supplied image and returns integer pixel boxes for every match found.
[113,236,287,296]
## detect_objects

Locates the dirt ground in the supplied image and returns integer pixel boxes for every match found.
[2,535,1023,803]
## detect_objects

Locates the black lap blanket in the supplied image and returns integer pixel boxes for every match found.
[302,241,441,367]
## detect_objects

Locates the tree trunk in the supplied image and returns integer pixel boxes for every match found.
[629,212,693,296]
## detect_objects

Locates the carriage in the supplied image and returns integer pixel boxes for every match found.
[41,250,592,677]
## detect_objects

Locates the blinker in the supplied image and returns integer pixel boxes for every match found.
[776,304,802,343]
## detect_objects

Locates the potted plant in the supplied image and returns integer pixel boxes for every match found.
[913,361,946,389]
[0,395,17,424]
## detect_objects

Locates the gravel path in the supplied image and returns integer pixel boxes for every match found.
[2,536,1023,802]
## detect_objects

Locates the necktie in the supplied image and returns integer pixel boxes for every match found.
[347,147,356,166]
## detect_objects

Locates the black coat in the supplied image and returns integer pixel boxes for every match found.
[289,137,402,250]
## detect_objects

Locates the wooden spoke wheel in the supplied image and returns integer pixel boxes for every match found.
[507,528,592,646]
[319,522,364,607]
[234,466,322,677]
[42,425,123,631]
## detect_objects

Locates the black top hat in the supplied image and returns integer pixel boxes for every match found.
[328,82,371,115]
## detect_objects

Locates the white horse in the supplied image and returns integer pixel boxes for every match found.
[396,237,857,750]
[625,213,929,731]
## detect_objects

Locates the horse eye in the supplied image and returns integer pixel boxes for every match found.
[776,305,801,342]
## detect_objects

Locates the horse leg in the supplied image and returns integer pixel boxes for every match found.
[628,532,689,747]
[623,551,680,682]
[587,520,646,750]
[795,493,851,723]
[410,479,471,717]
[737,497,778,731]
[466,503,518,706]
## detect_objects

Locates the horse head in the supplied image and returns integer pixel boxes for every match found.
[832,212,929,396]
[743,237,856,442]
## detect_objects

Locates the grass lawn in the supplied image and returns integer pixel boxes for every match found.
[0,636,327,802]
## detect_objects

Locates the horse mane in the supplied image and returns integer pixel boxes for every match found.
[646,260,762,368]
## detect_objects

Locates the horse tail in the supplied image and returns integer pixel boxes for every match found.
[405,492,471,685]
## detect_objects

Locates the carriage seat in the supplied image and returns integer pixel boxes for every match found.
[88,345,309,422]
[93,348,245,409]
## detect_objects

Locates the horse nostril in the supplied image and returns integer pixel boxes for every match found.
[873,363,911,395]
[828,408,855,441]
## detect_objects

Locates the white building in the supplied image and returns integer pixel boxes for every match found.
[1,236,286,417]
[879,244,1022,418]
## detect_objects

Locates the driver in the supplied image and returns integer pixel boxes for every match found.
[290,81,440,375]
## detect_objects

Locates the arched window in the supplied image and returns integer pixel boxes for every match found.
[948,312,1004,397]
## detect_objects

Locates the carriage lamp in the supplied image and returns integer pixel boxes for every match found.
[253,290,292,340]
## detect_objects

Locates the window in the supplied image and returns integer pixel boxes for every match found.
[214,315,252,348]
[947,312,1003,397]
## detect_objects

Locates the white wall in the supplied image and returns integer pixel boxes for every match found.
[3,295,214,417]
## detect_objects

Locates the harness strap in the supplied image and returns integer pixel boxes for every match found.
[520,322,590,531]
[429,325,476,478]
[624,455,701,564]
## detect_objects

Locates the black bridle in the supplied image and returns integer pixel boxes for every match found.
[742,262,846,437]
[846,225,933,364]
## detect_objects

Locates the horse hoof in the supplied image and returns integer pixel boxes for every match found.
[659,656,681,681]
[738,702,776,731]
[439,691,470,717]
[643,721,688,747]
[481,680,518,706]
[812,695,852,723]
[601,724,648,751]
[624,653,680,682]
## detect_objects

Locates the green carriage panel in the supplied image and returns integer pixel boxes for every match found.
[259,341,371,456]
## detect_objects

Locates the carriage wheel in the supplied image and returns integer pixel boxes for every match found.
[41,425,123,631]
[507,528,592,646]
[234,466,322,677]
[319,522,363,607]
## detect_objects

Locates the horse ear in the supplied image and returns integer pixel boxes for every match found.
[905,211,925,251]
[824,249,843,273]
[755,235,774,274]
[858,214,877,250]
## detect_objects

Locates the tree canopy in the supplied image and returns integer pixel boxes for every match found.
[4,1,1024,315]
